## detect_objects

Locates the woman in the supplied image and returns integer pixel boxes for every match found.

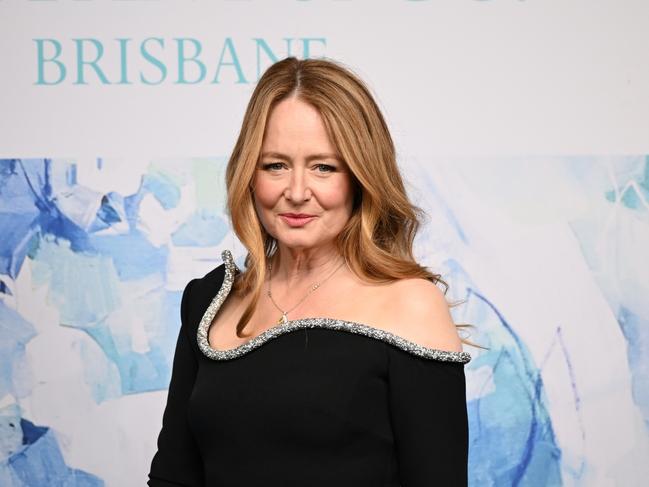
[148,56,473,486]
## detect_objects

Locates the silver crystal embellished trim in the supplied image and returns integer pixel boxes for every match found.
[196,249,472,363]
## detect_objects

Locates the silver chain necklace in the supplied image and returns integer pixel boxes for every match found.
[267,256,346,324]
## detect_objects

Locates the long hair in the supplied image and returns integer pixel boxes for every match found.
[225,56,481,348]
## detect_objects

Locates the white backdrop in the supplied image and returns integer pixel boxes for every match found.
[1,1,649,486]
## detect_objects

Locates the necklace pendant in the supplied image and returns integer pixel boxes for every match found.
[278,312,288,325]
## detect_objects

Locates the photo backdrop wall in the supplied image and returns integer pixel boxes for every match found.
[1,1,648,486]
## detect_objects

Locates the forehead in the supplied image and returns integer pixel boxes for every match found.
[262,98,338,154]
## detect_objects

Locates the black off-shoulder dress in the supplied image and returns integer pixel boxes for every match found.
[148,249,471,487]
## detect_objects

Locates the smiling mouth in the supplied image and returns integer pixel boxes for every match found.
[280,214,316,226]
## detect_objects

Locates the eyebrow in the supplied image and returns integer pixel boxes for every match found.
[260,151,343,163]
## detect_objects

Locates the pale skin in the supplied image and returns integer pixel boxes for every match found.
[208,95,463,353]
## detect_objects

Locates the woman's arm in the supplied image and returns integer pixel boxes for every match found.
[148,279,205,487]
[387,345,469,486]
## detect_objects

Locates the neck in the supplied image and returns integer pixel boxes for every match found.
[270,243,344,289]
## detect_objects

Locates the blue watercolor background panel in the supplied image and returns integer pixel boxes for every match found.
[1,157,648,486]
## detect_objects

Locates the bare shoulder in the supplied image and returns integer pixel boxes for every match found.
[385,277,464,353]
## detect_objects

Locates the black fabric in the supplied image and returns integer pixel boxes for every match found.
[148,263,469,487]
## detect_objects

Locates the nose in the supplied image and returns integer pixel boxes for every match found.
[284,166,311,201]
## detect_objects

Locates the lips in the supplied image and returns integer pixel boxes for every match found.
[280,213,316,227]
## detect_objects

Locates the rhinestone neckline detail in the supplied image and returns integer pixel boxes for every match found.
[196,249,472,363]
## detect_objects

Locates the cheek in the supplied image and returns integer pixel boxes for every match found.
[253,178,282,207]
[319,178,353,210]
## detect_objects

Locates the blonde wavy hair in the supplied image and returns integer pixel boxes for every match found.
[225,56,481,349]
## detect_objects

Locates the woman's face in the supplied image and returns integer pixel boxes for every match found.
[252,96,354,251]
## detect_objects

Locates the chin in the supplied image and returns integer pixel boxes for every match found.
[278,238,314,248]
[276,234,319,247]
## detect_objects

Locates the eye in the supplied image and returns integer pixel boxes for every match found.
[262,162,285,171]
[314,164,336,173]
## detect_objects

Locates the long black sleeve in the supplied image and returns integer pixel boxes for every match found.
[148,279,205,487]
[386,345,469,486]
